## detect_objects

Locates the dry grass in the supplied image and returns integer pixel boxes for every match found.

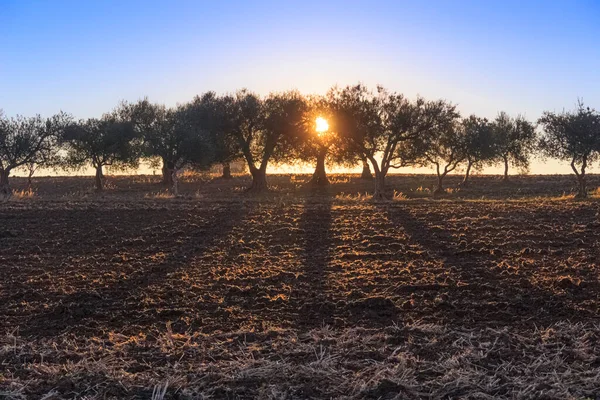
[392,190,407,201]
[328,175,351,184]
[2,321,599,399]
[334,192,373,202]
[3,174,600,398]
[8,188,36,200]
[144,191,176,199]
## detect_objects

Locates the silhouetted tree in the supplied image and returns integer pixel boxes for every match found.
[227,90,307,193]
[399,119,466,196]
[188,93,240,180]
[126,95,217,193]
[282,95,345,186]
[61,116,141,191]
[538,101,600,198]
[360,157,373,179]
[121,98,175,185]
[329,85,459,199]
[325,85,383,195]
[460,115,496,185]
[492,112,537,180]
[25,161,37,189]
[0,111,69,194]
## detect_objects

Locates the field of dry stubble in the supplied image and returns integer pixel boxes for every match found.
[1,173,600,399]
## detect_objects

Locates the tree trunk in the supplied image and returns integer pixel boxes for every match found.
[434,175,445,197]
[222,162,232,179]
[27,165,35,190]
[576,174,587,198]
[372,172,386,201]
[361,158,373,180]
[162,158,174,186]
[0,169,11,195]
[95,166,104,191]
[172,168,180,196]
[503,157,509,181]
[462,160,472,186]
[309,149,329,186]
[248,167,268,193]
[571,157,588,199]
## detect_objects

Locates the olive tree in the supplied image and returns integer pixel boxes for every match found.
[61,116,141,191]
[492,112,537,180]
[399,119,466,196]
[460,115,496,185]
[188,93,240,180]
[127,96,218,190]
[282,95,346,186]
[226,90,307,192]
[329,85,459,200]
[538,102,600,198]
[360,157,373,179]
[122,98,175,185]
[0,111,70,194]
[325,85,383,196]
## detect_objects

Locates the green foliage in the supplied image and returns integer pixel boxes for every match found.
[492,112,537,172]
[224,90,307,182]
[538,101,600,197]
[397,114,465,182]
[61,116,141,171]
[325,84,384,168]
[0,111,71,174]
[461,115,497,169]
[188,92,240,166]
[538,101,600,166]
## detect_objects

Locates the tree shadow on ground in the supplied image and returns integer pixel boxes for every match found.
[382,203,598,328]
[293,194,334,328]
[20,202,255,338]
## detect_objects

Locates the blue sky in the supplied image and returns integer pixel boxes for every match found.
[2,0,600,173]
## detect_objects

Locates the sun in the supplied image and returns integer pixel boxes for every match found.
[315,116,329,134]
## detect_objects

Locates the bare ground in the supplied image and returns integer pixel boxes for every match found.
[1,174,600,399]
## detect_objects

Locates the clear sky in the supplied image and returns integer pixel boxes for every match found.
[2,0,600,175]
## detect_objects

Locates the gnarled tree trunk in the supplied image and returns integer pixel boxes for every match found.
[309,149,329,186]
[162,158,174,186]
[369,157,388,201]
[171,168,180,196]
[27,164,36,190]
[503,156,509,181]
[434,175,446,197]
[248,167,268,193]
[576,174,587,198]
[373,172,386,201]
[0,168,11,195]
[361,158,373,180]
[572,157,588,198]
[222,162,232,179]
[462,159,473,186]
[95,165,104,191]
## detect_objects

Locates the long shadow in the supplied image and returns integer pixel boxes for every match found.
[20,201,255,338]
[383,203,597,328]
[293,194,334,328]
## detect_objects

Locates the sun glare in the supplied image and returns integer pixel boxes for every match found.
[315,116,329,134]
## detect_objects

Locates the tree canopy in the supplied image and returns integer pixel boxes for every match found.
[538,102,600,197]
[492,112,537,180]
[8,86,600,199]
[0,111,70,193]
[61,116,141,191]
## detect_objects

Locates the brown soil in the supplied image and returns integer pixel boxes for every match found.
[1,174,600,399]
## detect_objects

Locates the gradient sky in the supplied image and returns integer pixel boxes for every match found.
[2,0,600,175]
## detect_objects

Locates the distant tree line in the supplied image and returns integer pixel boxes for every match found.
[1,85,600,198]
